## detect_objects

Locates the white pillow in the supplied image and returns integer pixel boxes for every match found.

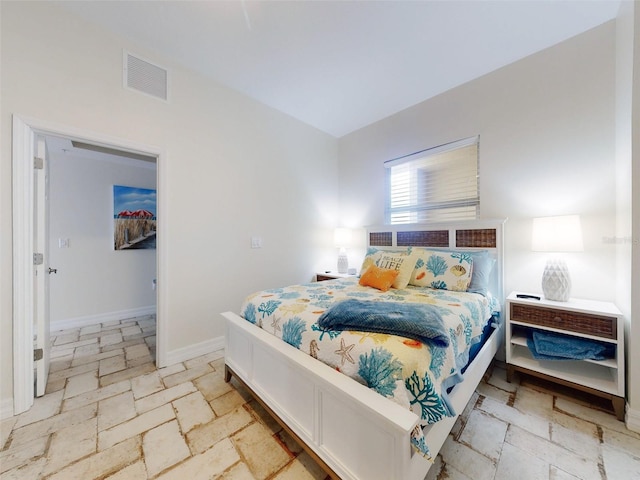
[375,250,418,289]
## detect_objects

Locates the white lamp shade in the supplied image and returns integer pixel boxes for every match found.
[532,215,583,252]
[333,227,352,247]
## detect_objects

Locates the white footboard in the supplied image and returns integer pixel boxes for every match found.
[223,311,503,480]
[223,310,426,480]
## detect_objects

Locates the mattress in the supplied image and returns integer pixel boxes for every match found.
[240,277,498,458]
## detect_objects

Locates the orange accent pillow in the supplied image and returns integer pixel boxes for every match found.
[358,264,399,292]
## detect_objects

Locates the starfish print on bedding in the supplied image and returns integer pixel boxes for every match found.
[271,317,281,335]
[335,338,355,366]
[279,303,307,315]
[355,331,390,344]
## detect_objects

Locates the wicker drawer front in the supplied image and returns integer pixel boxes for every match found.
[510,303,616,339]
[316,274,335,282]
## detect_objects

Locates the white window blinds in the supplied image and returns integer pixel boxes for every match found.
[385,136,479,224]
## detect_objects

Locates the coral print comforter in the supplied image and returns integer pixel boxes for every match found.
[240,277,496,460]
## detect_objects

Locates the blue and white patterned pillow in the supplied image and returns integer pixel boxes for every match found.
[409,249,473,291]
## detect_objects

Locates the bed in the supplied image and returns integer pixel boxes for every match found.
[222,220,505,480]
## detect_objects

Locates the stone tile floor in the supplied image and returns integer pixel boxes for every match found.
[1,315,639,479]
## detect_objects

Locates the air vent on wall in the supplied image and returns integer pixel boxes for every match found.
[124,51,169,101]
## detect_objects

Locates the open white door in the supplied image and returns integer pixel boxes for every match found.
[13,115,166,415]
[34,135,50,397]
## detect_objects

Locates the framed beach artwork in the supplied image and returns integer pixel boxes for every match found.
[113,185,157,250]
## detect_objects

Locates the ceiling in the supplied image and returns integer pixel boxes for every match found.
[54,0,621,138]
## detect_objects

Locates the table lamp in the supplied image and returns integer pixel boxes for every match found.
[532,215,583,302]
[334,227,352,274]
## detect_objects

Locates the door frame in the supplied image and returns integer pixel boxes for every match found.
[12,115,167,414]
[34,134,50,398]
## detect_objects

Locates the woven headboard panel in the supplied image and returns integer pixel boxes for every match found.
[367,219,506,301]
[368,231,393,247]
[370,225,499,249]
[397,230,449,247]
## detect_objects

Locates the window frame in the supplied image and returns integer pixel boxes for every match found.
[384,136,480,225]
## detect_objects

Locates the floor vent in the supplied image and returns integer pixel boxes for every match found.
[124,51,169,101]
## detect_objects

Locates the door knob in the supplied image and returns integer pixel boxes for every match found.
[48,268,57,274]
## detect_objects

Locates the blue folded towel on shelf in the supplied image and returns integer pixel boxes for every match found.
[527,330,614,361]
[318,299,449,348]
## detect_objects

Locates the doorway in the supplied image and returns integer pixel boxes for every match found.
[12,115,166,415]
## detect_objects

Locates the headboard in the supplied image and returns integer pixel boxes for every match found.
[367,219,506,303]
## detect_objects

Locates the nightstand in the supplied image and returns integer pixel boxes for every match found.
[315,272,357,282]
[505,292,625,420]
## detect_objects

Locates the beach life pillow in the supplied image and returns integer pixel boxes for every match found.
[409,249,473,291]
[374,250,418,289]
[359,247,383,274]
[359,264,399,292]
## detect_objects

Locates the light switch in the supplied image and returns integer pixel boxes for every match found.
[251,236,262,249]
[58,238,70,248]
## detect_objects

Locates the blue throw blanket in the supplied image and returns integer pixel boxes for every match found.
[527,330,614,361]
[318,299,449,348]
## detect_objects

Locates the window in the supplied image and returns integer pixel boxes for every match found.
[385,136,479,224]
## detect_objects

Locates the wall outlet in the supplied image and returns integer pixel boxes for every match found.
[58,238,70,248]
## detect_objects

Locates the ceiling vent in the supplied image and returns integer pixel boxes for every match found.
[123,51,169,101]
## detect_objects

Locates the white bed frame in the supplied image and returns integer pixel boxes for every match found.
[222,219,505,480]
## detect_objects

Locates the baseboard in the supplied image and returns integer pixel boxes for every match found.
[0,397,14,420]
[626,404,640,433]
[165,335,225,366]
[50,306,156,332]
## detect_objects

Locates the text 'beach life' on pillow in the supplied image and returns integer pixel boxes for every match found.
[359,248,418,289]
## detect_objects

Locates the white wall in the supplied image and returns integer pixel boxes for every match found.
[48,149,157,329]
[632,2,640,425]
[615,0,640,428]
[0,2,338,415]
[338,21,617,304]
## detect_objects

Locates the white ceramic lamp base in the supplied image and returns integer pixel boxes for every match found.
[338,247,349,273]
[337,249,348,274]
[541,258,571,302]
